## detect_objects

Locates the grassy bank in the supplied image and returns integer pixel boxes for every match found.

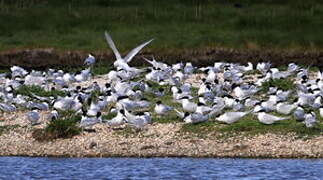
[0,0,323,52]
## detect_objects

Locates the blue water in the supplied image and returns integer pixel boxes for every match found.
[0,157,322,180]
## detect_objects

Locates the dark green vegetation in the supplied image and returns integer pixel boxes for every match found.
[182,114,323,138]
[0,0,323,52]
[261,78,295,92]
[32,111,81,141]
[60,62,112,76]
[16,85,66,97]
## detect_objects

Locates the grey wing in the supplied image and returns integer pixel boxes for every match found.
[124,39,154,63]
[104,31,122,60]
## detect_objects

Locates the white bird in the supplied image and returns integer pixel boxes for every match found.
[287,63,299,72]
[320,106,323,118]
[276,101,296,115]
[84,54,96,66]
[181,96,197,112]
[198,83,212,96]
[244,98,260,107]
[270,68,292,79]
[75,68,91,82]
[87,100,101,117]
[195,102,213,115]
[0,103,16,112]
[53,96,75,111]
[184,112,208,124]
[172,62,184,72]
[154,101,173,115]
[123,109,151,129]
[11,66,28,78]
[104,31,153,70]
[257,110,289,124]
[215,111,250,124]
[304,112,317,128]
[48,109,59,121]
[184,62,194,74]
[294,106,305,121]
[26,108,40,125]
[233,85,258,100]
[260,99,277,112]
[240,62,253,72]
[80,110,102,128]
[276,89,291,101]
[106,109,127,127]
[143,57,168,70]
[175,110,208,124]
[256,62,271,74]
[24,74,45,86]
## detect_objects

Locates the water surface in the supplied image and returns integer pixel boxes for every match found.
[0,157,322,179]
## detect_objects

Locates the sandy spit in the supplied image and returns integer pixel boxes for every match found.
[1,116,323,158]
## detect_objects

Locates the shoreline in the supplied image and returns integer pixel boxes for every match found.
[1,122,323,159]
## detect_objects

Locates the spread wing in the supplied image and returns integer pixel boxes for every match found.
[124,39,154,63]
[104,31,122,60]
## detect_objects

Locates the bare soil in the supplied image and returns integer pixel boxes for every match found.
[0,48,323,69]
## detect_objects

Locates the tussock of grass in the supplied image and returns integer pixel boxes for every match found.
[261,78,295,92]
[154,112,180,124]
[60,62,112,76]
[16,85,65,97]
[91,64,112,75]
[0,125,20,135]
[182,122,218,135]
[114,126,140,137]
[32,111,81,141]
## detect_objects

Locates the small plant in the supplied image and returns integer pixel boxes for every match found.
[32,111,81,141]
[182,121,218,134]
[154,112,180,124]
[92,63,112,75]
[0,125,20,136]
[114,126,140,137]
[16,85,65,97]
[261,78,295,92]
[102,113,117,121]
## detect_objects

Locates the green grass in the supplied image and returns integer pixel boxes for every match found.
[0,0,323,52]
[32,110,82,141]
[181,114,323,138]
[59,62,112,75]
[154,112,181,124]
[102,112,117,121]
[16,85,66,97]
[0,69,9,74]
[261,78,295,92]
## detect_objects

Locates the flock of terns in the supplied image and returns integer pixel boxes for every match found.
[0,31,323,131]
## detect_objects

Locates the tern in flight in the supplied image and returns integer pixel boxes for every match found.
[104,31,153,71]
